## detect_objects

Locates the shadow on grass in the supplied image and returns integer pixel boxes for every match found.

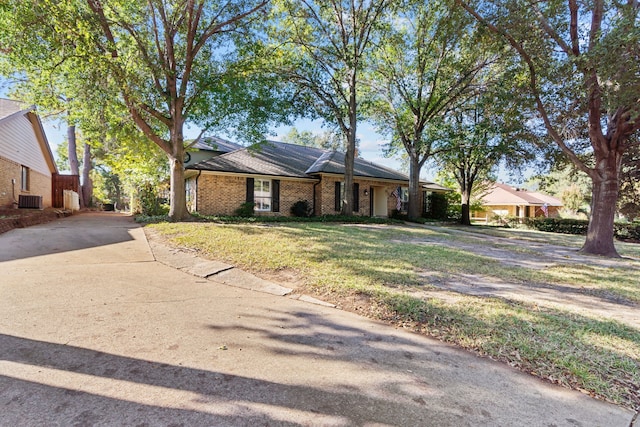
[373,292,640,409]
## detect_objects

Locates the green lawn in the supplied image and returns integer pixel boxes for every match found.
[148,221,640,409]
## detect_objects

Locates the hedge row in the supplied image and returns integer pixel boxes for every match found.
[524,218,640,240]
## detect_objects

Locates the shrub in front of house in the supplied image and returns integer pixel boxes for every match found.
[526,217,640,240]
[234,202,255,217]
[291,200,313,217]
[138,183,169,216]
[525,217,589,235]
[390,209,407,220]
[614,222,640,241]
[424,193,448,220]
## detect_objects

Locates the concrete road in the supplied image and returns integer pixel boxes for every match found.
[0,212,635,426]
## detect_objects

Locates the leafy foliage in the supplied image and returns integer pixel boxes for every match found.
[457,0,640,256]
[618,138,640,221]
[234,202,256,217]
[137,183,169,216]
[281,128,346,152]
[424,193,449,220]
[266,0,393,215]
[526,218,640,241]
[525,218,590,235]
[290,200,313,217]
[366,0,500,220]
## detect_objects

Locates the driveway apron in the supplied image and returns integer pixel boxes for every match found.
[0,212,634,426]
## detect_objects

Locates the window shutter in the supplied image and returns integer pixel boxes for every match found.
[353,183,359,212]
[246,178,254,203]
[335,182,341,211]
[272,180,280,212]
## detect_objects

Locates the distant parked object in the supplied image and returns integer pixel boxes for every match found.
[474,183,563,222]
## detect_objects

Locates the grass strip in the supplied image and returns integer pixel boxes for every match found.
[148,221,640,409]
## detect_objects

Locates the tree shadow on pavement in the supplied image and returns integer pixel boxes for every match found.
[0,332,463,426]
[0,212,143,263]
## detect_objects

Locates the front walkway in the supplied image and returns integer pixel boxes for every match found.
[405,223,640,330]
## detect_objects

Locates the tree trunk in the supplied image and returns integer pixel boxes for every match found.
[407,156,421,221]
[67,124,79,175]
[167,121,190,221]
[342,130,355,216]
[460,189,471,226]
[168,154,189,220]
[581,167,620,257]
[81,143,92,208]
[67,123,84,208]
[342,80,357,216]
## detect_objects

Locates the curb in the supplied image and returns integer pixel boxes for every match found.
[144,228,335,307]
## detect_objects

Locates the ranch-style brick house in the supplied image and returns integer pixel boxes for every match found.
[184,138,449,218]
[0,99,58,209]
[474,182,563,221]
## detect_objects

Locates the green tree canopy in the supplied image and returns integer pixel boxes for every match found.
[266,0,393,215]
[458,0,640,256]
[2,0,284,220]
[366,0,499,220]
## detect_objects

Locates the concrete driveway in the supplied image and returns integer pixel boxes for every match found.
[0,212,635,426]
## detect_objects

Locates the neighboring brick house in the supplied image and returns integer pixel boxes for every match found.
[474,182,563,221]
[0,99,58,209]
[185,139,449,217]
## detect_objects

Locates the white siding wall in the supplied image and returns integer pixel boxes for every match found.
[0,113,51,177]
[0,99,23,118]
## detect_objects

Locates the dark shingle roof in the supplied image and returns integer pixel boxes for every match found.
[188,140,410,181]
[305,150,410,180]
[189,136,243,153]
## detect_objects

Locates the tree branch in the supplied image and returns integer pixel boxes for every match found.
[456,0,594,178]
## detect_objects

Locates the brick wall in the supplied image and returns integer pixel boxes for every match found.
[194,172,414,218]
[318,176,403,216]
[0,156,17,207]
[0,155,52,208]
[195,174,317,217]
[278,179,315,217]
[196,174,246,216]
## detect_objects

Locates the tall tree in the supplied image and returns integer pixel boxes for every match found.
[2,0,272,220]
[366,0,495,220]
[437,78,536,225]
[268,0,392,215]
[85,0,271,220]
[0,12,93,208]
[457,0,640,256]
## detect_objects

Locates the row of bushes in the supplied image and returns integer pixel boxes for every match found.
[525,217,640,240]
[233,200,314,218]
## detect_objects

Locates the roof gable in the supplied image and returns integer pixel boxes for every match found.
[483,183,562,206]
[0,99,57,176]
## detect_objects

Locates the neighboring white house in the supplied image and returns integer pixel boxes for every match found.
[0,98,58,209]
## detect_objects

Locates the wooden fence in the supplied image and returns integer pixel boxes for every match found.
[52,173,80,208]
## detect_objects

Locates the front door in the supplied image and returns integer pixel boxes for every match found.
[371,187,388,217]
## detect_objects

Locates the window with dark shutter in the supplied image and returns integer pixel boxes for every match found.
[335,181,341,211]
[246,178,254,203]
[272,180,280,212]
[353,183,359,212]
